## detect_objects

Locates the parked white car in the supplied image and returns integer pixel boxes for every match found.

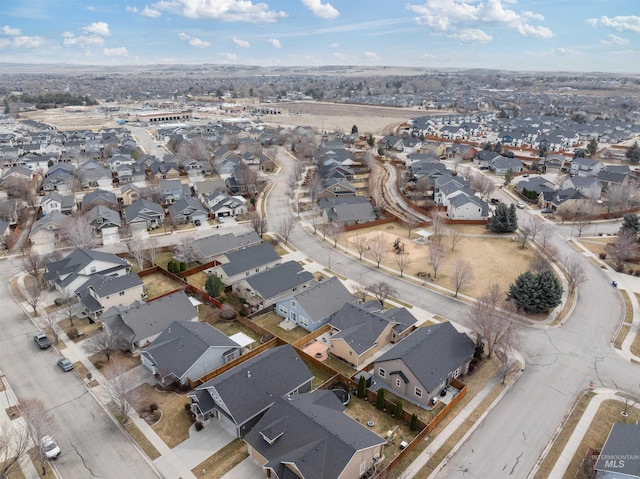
[40,435,61,460]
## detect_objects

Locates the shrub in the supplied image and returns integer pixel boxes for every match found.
[599,253,607,260]
[184,403,192,411]
[635,271,640,277]
[219,305,236,321]
[616,264,625,272]
[395,401,403,419]
[54,298,64,306]
[180,262,187,272]
[149,403,159,413]
[375,389,385,411]
[195,421,204,431]
[629,269,635,276]
[67,327,79,340]
[410,413,418,431]
[357,375,367,399]
[95,361,104,370]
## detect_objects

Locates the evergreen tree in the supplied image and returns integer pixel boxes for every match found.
[504,169,514,186]
[351,124,358,134]
[205,274,225,298]
[375,389,385,410]
[627,142,640,164]
[367,134,374,147]
[507,270,563,313]
[587,138,598,157]
[488,203,518,233]
[620,213,640,238]
[357,375,367,399]
[410,413,419,431]
[395,401,403,418]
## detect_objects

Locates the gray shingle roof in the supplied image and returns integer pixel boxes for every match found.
[142,321,240,380]
[196,344,313,427]
[220,242,280,277]
[595,423,640,477]
[285,277,355,323]
[245,390,385,479]
[244,261,313,301]
[124,199,164,224]
[85,272,143,297]
[44,248,129,282]
[195,232,262,260]
[375,322,475,393]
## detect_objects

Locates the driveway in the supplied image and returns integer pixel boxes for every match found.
[172,420,235,469]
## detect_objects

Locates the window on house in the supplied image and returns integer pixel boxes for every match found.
[291,312,297,322]
[90,266,96,273]
[255,268,259,273]
[246,271,250,276]
[415,387,423,398]
[395,378,401,388]
[360,462,366,475]
[291,301,296,307]
[119,291,125,296]
[378,368,386,378]
[452,368,460,378]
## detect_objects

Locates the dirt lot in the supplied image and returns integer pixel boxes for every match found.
[344,222,538,298]
[141,272,183,299]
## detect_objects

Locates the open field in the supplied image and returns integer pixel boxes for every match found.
[343,222,538,298]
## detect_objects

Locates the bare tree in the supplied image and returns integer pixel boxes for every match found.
[352,282,370,303]
[62,212,99,248]
[277,216,295,244]
[539,222,552,249]
[38,314,61,345]
[20,398,57,475]
[495,350,518,385]
[104,360,136,424]
[605,183,630,214]
[249,212,268,238]
[22,251,45,285]
[124,231,146,270]
[306,170,323,204]
[328,222,345,249]
[59,288,77,327]
[465,283,519,359]
[447,228,464,253]
[174,234,203,264]
[565,255,588,294]
[325,252,334,272]
[431,212,446,243]
[368,233,387,268]
[352,233,368,261]
[518,222,530,249]
[530,255,551,273]
[403,216,421,240]
[293,161,305,182]
[24,279,45,316]
[145,238,159,266]
[607,230,637,269]
[0,420,32,478]
[524,217,544,244]
[85,328,127,361]
[451,260,473,297]
[369,281,397,307]
[311,206,322,234]
[428,243,446,280]
[394,252,410,278]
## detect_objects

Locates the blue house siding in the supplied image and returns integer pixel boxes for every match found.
[275,299,326,333]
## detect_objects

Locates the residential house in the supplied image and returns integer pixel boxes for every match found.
[40,192,76,216]
[323,198,377,227]
[29,211,68,250]
[597,168,634,189]
[205,193,247,218]
[540,154,568,170]
[82,189,118,211]
[140,321,244,387]
[372,322,475,407]
[77,272,145,320]
[41,163,73,194]
[107,154,134,171]
[275,277,356,333]
[149,162,180,180]
[538,188,588,212]
[120,184,150,206]
[474,150,501,168]
[211,242,281,285]
[158,179,188,205]
[188,344,314,437]
[43,247,130,295]
[561,176,602,199]
[328,301,417,369]
[234,261,314,311]
[167,197,208,225]
[193,179,227,200]
[594,422,640,479]
[245,390,386,479]
[569,158,605,177]
[194,231,262,263]
[448,194,489,221]
[116,163,146,185]
[123,199,164,230]
[490,156,523,175]
[78,160,112,189]
[515,177,557,197]
[319,178,357,199]
[101,290,198,350]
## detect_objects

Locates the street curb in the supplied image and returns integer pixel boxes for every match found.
[427,354,527,479]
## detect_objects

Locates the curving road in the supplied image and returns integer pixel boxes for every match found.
[269,148,639,479]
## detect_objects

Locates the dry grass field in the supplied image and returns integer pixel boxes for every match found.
[344,222,538,298]
[141,272,183,299]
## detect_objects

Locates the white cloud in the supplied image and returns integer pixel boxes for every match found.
[267,38,281,48]
[86,5,96,11]
[333,52,350,61]
[222,52,237,60]
[408,0,552,42]
[141,6,162,17]
[0,35,45,49]
[126,6,138,13]
[329,42,338,48]
[178,32,211,47]
[363,51,379,61]
[601,34,629,45]
[62,33,105,47]
[301,0,339,20]
[1,26,21,36]
[82,22,110,36]
[153,0,288,23]
[586,16,640,33]
[233,37,250,48]
[103,47,129,56]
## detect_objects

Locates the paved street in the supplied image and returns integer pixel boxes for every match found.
[0,259,160,478]
[269,150,640,479]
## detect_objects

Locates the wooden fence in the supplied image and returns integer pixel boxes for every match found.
[292,324,332,349]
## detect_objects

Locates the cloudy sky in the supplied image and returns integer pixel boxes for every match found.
[1,0,638,72]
